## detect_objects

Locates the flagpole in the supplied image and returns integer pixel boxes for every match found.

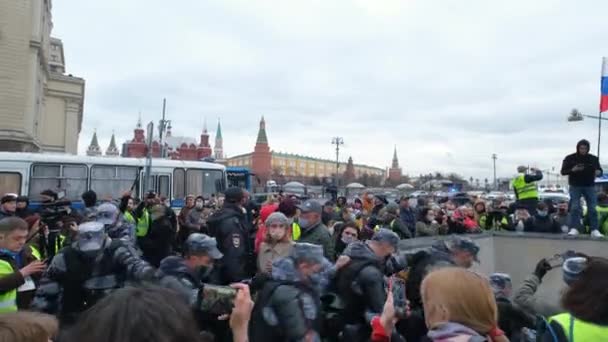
[599,111,603,161]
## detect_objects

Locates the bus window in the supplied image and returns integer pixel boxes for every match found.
[91,165,138,199]
[173,168,185,199]
[186,169,203,196]
[0,172,21,195]
[30,164,87,201]
[158,175,170,198]
[203,170,224,196]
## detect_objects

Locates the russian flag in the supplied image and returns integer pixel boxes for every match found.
[602,57,608,113]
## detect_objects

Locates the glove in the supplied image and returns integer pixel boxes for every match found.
[534,259,552,280]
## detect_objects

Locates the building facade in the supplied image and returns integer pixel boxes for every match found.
[117,117,215,160]
[0,0,85,154]
[227,117,385,183]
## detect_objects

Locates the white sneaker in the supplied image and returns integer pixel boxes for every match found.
[568,228,580,236]
[561,225,569,233]
[591,230,605,238]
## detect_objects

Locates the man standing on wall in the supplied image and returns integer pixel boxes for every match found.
[561,139,604,237]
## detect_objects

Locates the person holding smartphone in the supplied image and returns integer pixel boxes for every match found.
[561,139,604,237]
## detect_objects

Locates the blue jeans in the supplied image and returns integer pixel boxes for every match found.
[568,186,598,232]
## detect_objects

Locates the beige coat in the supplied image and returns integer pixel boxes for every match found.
[257,241,294,274]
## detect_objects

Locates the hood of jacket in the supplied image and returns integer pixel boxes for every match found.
[576,139,590,154]
[157,256,198,281]
[260,204,279,223]
[427,322,485,341]
[207,203,243,225]
[343,241,382,262]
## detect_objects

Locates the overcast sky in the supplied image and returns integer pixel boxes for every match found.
[53,0,608,180]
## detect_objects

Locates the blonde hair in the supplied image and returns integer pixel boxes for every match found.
[422,268,508,342]
[0,311,58,342]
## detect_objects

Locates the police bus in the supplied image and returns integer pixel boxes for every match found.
[0,152,226,209]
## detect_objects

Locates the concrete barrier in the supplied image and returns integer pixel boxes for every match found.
[398,232,608,305]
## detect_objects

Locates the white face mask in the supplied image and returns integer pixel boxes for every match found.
[195,202,204,209]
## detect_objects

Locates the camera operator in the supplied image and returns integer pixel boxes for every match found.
[36,190,79,260]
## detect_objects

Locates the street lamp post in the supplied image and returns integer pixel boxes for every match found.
[492,153,497,190]
[331,137,344,187]
[568,108,608,160]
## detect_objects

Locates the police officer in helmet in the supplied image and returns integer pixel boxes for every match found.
[31,221,155,325]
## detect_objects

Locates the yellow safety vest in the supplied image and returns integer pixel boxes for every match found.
[512,174,539,200]
[596,206,608,234]
[478,214,488,230]
[124,211,136,225]
[53,234,66,255]
[29,245,41,261]
[136,209,150,237]
[292,222,301,241]
[0,259,18,313]
[550,313,608,342]
[374,219,396,232]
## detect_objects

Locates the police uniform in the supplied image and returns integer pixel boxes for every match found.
[31,222,154,325]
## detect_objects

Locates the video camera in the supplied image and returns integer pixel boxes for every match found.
[39,200,73,232]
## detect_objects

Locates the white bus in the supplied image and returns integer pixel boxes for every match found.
[0,152,226,209]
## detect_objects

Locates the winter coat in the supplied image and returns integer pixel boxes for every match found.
[495,297,536,341]
[513,274,563,317]
[257,241,294,274]
[399,207,417,236]
[528,214,562,234]
[416,220,448,237]
[249,257,322,342]
[335,241,386,326]
[298,221,335,261]
[207,203,253,284]
[139,215,175,268]
[156,256,203,308]
[561,143,603,187]
[0,246,40,310]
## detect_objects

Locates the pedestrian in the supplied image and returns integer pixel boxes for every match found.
[278,197,300,241]
[31,221,155,325]
[513,257,564,317]
[206,187,253,284]
[15,196,33,219]
[185,196,208,236]
[0,193,17,219]
[399,195,416,237]
[0,217,46,312]
[253,201,279,254]
[553,202,570,233]
[473,200,489,230]
[139,204,175,267]
[416,207,448,237]
[511,166,543,215]
[377,202,411,239]
[528,202,562,234]
[333,221,360,259]
[118,192,136,227]
[134,191,157,241]
[80,190,98,220]
[487,203,512,231]
[334,229,401,341]
[510,207,534,232]
[249,243,328,342]
[489,273,536,341]
[322,201,337,226]
[539,257,608,341]
[421,268,508,342]
[296,200,335,261]
[176,194,196,248]
[585,192,608,235]
[561,139,604,237]
[257,212,294,274]
[156,233,223,310]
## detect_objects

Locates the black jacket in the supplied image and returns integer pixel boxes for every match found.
[496,297,536,340]
[140,216,175,267]
[561,146,602,187]
[207,203,252,284]
[527,215,561,234]
[335,242,386,326]
[250,258,322,342]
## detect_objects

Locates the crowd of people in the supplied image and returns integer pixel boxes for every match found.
[0,139,606,341]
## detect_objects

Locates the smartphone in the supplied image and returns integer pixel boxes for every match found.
[547,250,577,269]
[200,284,237,316]
[391,276,408,318]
